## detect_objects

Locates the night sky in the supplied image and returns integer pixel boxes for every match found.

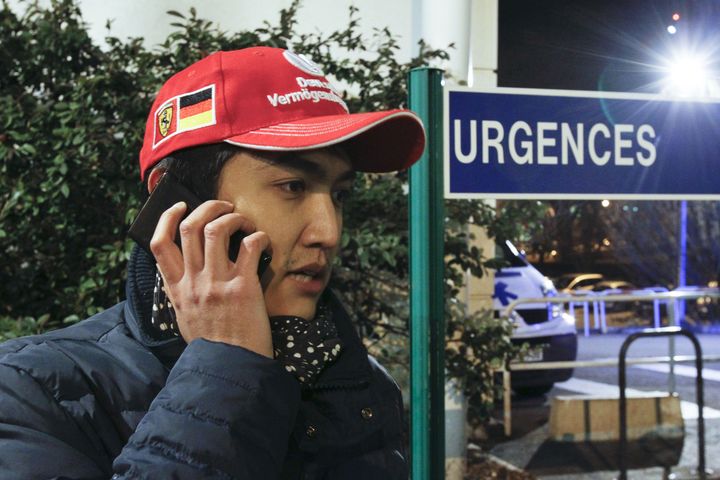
[499,0,720,93]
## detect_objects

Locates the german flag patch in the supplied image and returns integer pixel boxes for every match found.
[153,85,216,148]
[179,87,214,130]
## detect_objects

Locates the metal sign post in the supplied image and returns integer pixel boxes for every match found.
[409,67,445,480]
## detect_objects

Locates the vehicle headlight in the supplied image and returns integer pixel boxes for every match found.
[509,310,524,326]
[541,277,557,297]
[562,312,576,325]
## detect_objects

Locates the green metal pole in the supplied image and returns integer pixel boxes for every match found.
[408,67,445,480]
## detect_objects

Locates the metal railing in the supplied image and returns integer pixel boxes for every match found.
[562,286,672,336]
[497,288,720,437]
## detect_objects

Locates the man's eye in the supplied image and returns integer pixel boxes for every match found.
[280,180,305,194]
[332,189,352,205]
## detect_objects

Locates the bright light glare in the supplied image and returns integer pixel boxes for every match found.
[672,12,680,21]
[667,25,677,35]
[663,55,710,97]
[601,199,610,207]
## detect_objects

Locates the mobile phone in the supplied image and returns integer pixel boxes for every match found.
[128,171,271,276]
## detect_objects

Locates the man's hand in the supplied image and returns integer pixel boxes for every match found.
[150,200,273,358]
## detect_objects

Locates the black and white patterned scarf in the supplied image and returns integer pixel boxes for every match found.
[151,272,343,384]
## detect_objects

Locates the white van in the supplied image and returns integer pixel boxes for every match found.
[494,241,578,395]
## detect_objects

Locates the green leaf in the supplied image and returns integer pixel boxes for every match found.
[63,314,80,324]
[60,184,69,198]
[36,314,50,327]
[16,144,37,156]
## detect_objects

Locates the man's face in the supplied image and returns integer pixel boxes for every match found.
[217,147,354,319]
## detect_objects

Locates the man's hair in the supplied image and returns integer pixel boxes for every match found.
[142,143,244,201]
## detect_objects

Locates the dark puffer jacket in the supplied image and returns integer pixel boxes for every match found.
[0,246,408,479]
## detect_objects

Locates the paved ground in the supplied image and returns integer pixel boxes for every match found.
[486,332,720,479]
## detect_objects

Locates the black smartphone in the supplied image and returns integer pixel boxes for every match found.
[128,171,271,276]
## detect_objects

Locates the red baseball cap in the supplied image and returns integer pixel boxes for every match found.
[139,47,426,180]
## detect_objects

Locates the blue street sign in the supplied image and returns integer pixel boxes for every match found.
[445,87,720,199]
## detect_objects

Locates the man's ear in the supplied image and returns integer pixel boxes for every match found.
[147,167,167,194]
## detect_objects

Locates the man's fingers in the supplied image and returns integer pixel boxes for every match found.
[234,232,270,276]
[204,213,257,274]
[149,201,186,283]
[179,200,234,274]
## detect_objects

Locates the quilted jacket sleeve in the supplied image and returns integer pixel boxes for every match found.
[113,338,301,479]
[0,361,112,480]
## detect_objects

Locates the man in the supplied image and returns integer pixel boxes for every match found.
[0,46,424,478]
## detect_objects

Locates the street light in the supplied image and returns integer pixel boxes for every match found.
[662,53,711,97]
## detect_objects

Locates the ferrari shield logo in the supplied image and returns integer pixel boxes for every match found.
[158,105,174,137]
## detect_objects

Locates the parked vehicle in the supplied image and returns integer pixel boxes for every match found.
[554,272,604,293]
[591,280,640,313]
[494,241,578,396]
[591,280,637,292]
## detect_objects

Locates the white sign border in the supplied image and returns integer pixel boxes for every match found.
[443,85,720,201]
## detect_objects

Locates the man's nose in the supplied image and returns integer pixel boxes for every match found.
[303,193,341,250]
